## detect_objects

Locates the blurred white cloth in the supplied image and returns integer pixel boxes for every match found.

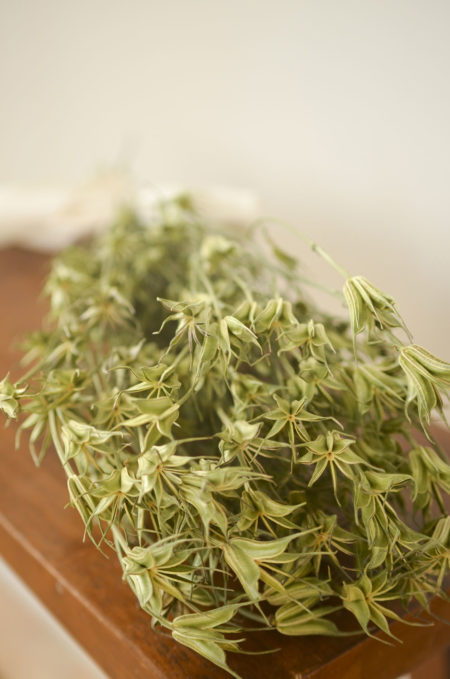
[0,175,260,251]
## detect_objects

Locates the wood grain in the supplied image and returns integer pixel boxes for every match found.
[0,247,449,679]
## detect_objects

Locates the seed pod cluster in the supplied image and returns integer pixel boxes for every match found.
[1,197,449,677]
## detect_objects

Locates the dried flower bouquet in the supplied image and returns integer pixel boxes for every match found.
[1,196,449,677]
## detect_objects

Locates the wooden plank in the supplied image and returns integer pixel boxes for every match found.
[411,649,450,679]
[0,247,449,679]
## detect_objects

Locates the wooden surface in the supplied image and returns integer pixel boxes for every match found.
[0,247,449,679]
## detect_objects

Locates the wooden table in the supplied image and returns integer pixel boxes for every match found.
[0,247,449,679]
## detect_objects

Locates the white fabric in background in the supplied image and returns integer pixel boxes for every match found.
[0,176,260,251]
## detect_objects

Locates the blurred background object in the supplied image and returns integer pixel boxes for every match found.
[0,176,260,249]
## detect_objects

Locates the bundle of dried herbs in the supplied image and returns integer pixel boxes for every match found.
[1,196,449,677]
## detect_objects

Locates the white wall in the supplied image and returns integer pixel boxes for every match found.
[0,559,106,679]
[0,0,449,357]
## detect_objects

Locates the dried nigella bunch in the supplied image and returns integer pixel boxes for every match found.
[2,196,449,677]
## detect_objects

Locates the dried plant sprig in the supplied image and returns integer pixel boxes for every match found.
[1,196,449,677]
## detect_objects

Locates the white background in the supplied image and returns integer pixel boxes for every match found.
[0,1,449,352]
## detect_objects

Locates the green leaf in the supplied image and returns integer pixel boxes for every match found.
[341,583,370,632]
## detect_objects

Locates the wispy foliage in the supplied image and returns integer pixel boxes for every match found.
[1,197,449,676]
